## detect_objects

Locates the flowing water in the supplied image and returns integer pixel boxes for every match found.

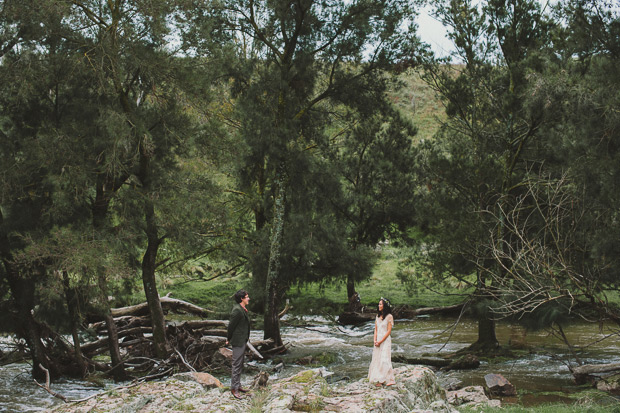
[1,316,618,411]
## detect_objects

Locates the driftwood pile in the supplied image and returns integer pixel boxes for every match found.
[81,296,279,380]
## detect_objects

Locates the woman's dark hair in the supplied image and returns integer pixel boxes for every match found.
[234,289,248,304]
[378,297,392,319]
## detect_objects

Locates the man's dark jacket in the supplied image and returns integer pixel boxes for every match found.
[227,302,250,347]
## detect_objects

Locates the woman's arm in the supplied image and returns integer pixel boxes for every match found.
[373,318,379,346]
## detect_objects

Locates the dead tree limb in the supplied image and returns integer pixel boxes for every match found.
[110,296,213,318]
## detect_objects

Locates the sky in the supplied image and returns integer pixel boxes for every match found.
[415,6,454,58]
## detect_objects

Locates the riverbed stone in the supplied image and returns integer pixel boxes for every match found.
[446,385,501,408]
[51,365,498,412]
[173,371,222,388]
[484,373,516,397]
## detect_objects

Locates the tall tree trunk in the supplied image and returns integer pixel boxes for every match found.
[346,275,356,301]
[0,211,55,380]
[264,163,286,347]
[473,315,499,351]
[92,176,128,381]
[61,270,87,377]
[96,274,127,381]
[141,196,168,358]
[138,137,169,359]
[469,273,499,352]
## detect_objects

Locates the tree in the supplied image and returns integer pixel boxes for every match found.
[0,0,228,379]
[325,104,418,301]
[217,0,416,346]
[477,0,620,334]
[413,0,554,351]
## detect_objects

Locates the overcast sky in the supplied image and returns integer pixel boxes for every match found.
[415,6,454,58]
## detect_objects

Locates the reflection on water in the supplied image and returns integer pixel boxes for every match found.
[2,315,618,410]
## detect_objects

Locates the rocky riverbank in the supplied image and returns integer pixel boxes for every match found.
[51,365,499,412]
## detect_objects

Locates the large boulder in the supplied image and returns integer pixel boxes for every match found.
[446,386,501,409]
[484,373,516,397]
[260,366,456,412]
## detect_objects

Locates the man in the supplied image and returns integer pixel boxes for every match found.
[226,289,251,399]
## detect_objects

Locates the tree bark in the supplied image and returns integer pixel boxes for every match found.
[9,272,55,381]
[109,296,214,318]
[138,137,169,359]
[61,270,87,377]
[346,275,356,303]
[93,173,128,381]
[141,197,168,359]
[264,163,286,347]
[469,315,499,352]
[96,274,128,381]
[0,215,55,380]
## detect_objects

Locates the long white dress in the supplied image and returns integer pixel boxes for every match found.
[368,314,395,385]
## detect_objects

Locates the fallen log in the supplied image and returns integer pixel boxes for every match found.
[392,355,450,368]
[397,303,465,318]
[393,353,480,371]
[91,316,152,333]
[573,362,620,384]
[337,312,375,325]
[110,296,213,318]
[174,320,227,329]
[573,362,620,376]
[338,303,466,325]
[81,327,152,355]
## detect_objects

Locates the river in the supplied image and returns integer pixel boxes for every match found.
[1,315,618,411]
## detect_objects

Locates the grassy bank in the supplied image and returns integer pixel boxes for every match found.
[161,246,468,317]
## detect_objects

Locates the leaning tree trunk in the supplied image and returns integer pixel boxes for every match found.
[0,216,56,380]
[138,137,169,359]
[141,196,168,359]
[6,269,56,380]
[264,163,286,348]
[96,273,128,381]
[93,176,128,381]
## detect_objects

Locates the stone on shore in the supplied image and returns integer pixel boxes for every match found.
[446,386,501,409]
[51,365,498,412]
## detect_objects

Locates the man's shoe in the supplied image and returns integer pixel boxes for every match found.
[231,389,242,399]
[238,387,250,393]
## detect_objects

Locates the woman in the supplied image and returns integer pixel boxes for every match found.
[368,297,395,386]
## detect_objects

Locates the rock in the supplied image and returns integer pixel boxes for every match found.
[251,371,269,388]
[447,386,501,408]
[261,366,457,412]
[484,373,516,396]
[174,372,222,388]
[50,365,499,413]
[210,347,233,369]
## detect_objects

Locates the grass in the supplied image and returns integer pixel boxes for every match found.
[459,402,620,413]
[161,246,465,317]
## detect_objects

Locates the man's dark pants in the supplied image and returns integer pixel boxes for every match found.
[231,344,246,390]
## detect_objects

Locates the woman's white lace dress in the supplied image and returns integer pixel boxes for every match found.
[368,314,395,385]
